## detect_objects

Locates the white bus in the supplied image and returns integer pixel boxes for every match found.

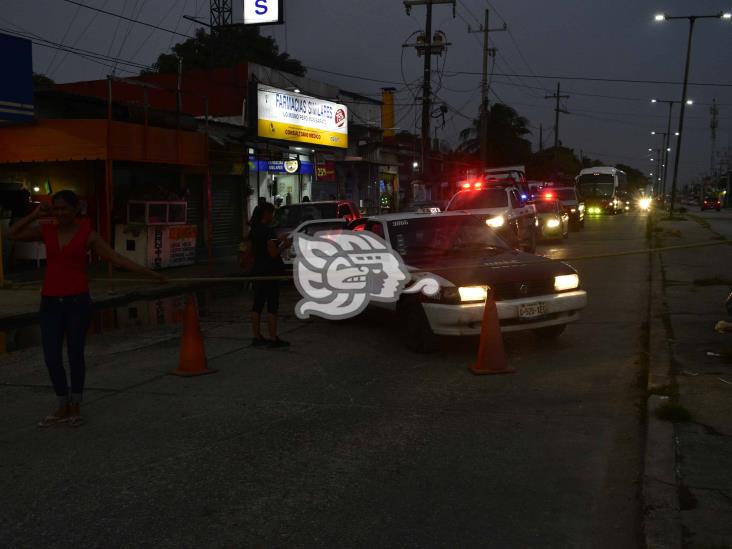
[575,167,627,214]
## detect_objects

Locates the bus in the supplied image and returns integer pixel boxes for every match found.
[575,167,627,215]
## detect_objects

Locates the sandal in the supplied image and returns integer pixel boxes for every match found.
[67,404,85,428]
[38,406,70,428]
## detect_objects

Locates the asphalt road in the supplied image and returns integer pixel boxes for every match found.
[0,212,651,548]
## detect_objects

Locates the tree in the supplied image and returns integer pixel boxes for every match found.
[146,26,305,76]
[527,146,582,183]
[614,163,649,191]
[33,73,55,89]
[458,103,532,166]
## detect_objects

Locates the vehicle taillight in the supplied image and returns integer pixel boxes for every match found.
[473,182,483,189]
[543,192,554,200]
[462,183,471,190]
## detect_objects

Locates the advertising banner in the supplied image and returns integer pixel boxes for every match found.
[0,33,34,123]
[316,161,337,182]
[148,225,197,269]
[243,0,283,25]
[257,85,348,149]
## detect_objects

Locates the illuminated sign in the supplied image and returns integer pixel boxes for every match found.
[243,0,283,26]
[257,85,348,149]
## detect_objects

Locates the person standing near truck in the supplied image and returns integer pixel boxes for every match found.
[8,190,166,427]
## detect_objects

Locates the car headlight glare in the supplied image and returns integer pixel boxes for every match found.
[578,204,585,211]
[458,286,488,302]
[554,274,579,292]
[570,208,577,213]
[546,218,561,228]
[485,216,505,228]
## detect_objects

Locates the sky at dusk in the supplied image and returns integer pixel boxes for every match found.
[4,0,732,182]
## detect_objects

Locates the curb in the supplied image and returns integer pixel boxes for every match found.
[642,249,682,549]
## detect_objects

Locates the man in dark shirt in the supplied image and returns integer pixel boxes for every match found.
[249,203,289,348]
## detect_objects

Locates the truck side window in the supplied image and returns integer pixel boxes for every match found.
[509,191,520,208]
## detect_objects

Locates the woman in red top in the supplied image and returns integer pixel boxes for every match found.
[9,190,166,426]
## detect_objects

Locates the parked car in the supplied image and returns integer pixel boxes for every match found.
[541,187,584,230]
[401,200,443,213]
[701,196,721,211]
[272,200,360,239]
[534,198,570,241]
[445,182,538,253]
[298,212,587,351]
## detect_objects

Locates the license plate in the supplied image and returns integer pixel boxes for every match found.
[519,302,547,320]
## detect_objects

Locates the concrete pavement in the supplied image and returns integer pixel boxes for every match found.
[652,210,732,549]
[0,214,651,548]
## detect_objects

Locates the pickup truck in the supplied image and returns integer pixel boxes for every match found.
[445,182,538,253]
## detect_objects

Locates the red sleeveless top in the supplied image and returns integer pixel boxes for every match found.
[41,222,92,297]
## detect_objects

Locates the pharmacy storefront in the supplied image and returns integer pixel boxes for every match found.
[248,85,348,213]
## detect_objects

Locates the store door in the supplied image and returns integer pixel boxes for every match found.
[212,176,243,257]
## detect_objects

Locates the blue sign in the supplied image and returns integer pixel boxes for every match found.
[0,33,34,123]
[249,157,314,175]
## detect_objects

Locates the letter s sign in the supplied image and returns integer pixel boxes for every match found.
[243,0,281,25]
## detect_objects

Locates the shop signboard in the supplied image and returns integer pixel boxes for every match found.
[257,85,348,149]
[147,225,197,269]
[243,0,283,26]
[316,161,337,182]
[248,157,315,175]
[0,33,34,123]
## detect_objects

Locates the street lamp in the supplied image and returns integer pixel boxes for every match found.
[654,11,730,216]
[651,98,693,195]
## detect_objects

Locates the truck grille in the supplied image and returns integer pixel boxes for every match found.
[492,279,555,300]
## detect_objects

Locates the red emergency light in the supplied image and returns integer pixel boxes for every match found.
[461,182,484,190]
[543,192,554,200]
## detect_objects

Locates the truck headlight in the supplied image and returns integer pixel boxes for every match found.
[554,274,579,292]
[546,218,561,228]
[485,216,505,228]
[570,208,577,213]
[458,286,488,302]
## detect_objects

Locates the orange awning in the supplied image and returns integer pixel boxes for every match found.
[0,119,208,167]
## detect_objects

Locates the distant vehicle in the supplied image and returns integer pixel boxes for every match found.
[576,167,627,215]
[701,196,721,211]
[301,212,587,351]
[541,187,584,230]
[272,200,360,239]
[534,198,570,241]
[445,181,538,253]
[401,200,443,214]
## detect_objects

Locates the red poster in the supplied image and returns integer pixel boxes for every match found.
[316,162,336,182]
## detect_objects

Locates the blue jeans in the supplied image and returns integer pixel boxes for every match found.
[40,293,92,404]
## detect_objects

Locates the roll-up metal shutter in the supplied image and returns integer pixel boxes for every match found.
[211,176,243,257]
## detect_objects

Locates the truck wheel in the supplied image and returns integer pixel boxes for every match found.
[400,302,438,353]
[533,324,566,340]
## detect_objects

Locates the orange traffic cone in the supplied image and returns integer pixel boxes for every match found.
[470,289,515,375]
[170,295,216,377]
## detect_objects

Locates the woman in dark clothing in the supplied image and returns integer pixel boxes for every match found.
[8,190,166,427]
[249,203,290,348]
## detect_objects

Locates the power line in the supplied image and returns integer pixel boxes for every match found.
[58,0,194,39]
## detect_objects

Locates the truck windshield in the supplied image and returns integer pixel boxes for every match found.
[388,215,507,261]
[577,175,615,199]
[447,189,508,210]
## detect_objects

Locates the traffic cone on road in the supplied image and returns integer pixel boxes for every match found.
[170,294,217,377]
[470,289,515,375]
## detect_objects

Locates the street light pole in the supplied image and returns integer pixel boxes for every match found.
[663,102,673,194]
[655,11,730,216]
[668,16,695,217]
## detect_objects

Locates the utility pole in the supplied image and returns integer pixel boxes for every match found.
[710,98,719,176]
[546,82,569,153]
[539,123,543,151]
[468,9,506,168]
[404,0,455,195]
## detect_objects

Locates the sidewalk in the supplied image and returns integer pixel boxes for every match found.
[0,256,246,325]
[650,212,732,548]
